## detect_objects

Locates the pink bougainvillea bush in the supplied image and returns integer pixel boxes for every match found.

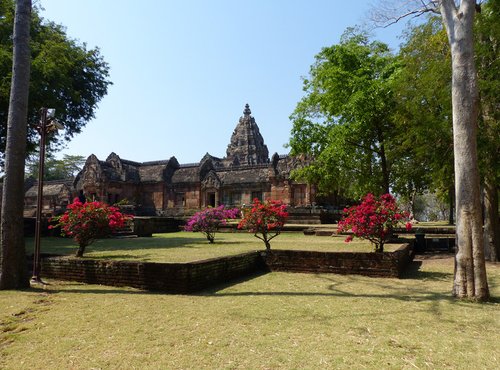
[184,205,240,243]
[337,193,412,252]
[237,199,288,251]
[50,198,133,257]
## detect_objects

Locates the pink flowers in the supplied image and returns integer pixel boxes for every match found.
[50,198,132,257]
[237,199,288,250]
[337,193,411,252]
[184,205,240,243]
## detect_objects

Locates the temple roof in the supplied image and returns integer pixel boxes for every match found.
[218,167,269,185]
[225,104,269,166]
[25,182,72,198]
[171,166,199,184]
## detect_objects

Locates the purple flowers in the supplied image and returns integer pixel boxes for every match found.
[184,205,240,243]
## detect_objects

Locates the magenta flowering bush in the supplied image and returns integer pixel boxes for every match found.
[184,205,240,243]
[337,193,412,252]
[237,199,289,251]
[50,198,133,257]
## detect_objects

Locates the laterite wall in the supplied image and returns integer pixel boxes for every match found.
[262,244,413,278]
[40,244,413,292]
[41,252,264,293]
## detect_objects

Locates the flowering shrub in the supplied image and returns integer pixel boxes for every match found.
[337,193,412,252]
[50,198,132,257]
[237,199,288,250]
[184,205,240,243]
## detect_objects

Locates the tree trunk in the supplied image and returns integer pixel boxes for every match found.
[483,179,499,262]
[448,186,454,225]
[0,0,32,290]
[76,245,86,258]
[440,0,489,300]
[377,127,390,194]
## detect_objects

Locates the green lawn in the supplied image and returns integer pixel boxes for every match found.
[25,231,401,263]
[1,256,499,369]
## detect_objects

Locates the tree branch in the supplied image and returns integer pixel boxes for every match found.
[369,0,440,29]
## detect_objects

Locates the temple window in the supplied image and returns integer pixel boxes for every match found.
[175,192,185,207]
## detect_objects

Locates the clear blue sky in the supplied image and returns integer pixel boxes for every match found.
[39,0,410,164]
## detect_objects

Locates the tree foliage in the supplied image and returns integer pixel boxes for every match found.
[475,0,500,182]
[25,153,85,180]
[184,205,240,243]
[288,29,399,198]
[338,193,412,252]
[237,199,288,251]
[50,198,132,257]
[391,16,455,219]
[395,3,500,260]
[0,0,111,165]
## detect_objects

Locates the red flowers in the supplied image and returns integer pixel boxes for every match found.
[184,205,240,243]
[337,193,411,252]
[237,199,288,250]
[50,198,132,257]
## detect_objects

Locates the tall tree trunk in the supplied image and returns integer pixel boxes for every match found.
[483,179,499,262]
[0,0,32,290]
[440,0,489,300]
[448,185,454,225]
[377,127,390,194]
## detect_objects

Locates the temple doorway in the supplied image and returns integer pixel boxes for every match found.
[207,192,216,207]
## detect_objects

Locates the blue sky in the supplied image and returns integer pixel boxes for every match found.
[39,0,410,164]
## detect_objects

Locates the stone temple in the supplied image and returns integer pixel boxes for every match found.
[64,104,316,216]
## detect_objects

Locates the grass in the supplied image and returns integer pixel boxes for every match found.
[25,231,401,263]
[1,256,499,369]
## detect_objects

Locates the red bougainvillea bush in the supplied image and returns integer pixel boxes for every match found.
[337,193,412,252]
[184,205,240,243]
[237,199,288,251]
[50,198,133,257]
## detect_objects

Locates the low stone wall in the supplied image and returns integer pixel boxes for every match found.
[41,252,263,293]
[133,217,184,237]
[262,243,413,278]
[40,243,413,292]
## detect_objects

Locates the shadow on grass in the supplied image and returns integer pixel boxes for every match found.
[401,261,454,281]
[38,276,500,307]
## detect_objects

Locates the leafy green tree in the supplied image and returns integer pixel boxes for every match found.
[288,30,399,198]
[395,2,499,261]
[476,0,500,262]
[0,0,111,165]
[392,17,455,221]
[0,0,31,290]
[25,154,85,180]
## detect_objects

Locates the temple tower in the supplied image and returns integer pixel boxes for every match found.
[225,104,269,166]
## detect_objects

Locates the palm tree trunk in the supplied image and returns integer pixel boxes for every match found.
[0,0,32,290]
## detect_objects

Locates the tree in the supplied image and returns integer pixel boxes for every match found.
[184,205,240,243]
[50,198,132,257]
[338,193,412,252]
[288,30,400,198]
[440,0,489,300]
[392,17,455,222]
[0,0,111,165]
[237,199,288,251]
[373,0,489,300]
[0,0,31,289]
[395,5,500,259]
[475,0,500,262]
[25,154,85,180]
